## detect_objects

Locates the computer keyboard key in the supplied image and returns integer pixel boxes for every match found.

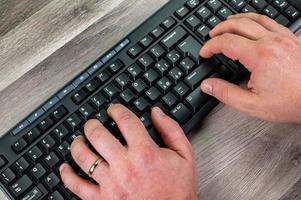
[150,44,165,61]
[150,26,165,39]
[91,93,107,110]
[48,191,64,200]
[40,135,56,154]
[0,155,7,169]
[185,88,208,112]
[65,113,83,131]
[56,141,71,160]
[184,59,218,89]
[273,0,288,12]
[171,103,192,124]
[72,90,88,105]
[207,0,222,13]
[185,15,201,31]
[285,6,300,21]
[143,69,160,86]
[43,172,60,190]
[140,113,152,128]
[115,73,131,90]
[38,117,54,132]
[13,157,30,175]
[177,36,202,63]
[28,108,45,124]
[103,84,119,100]
[161,26,187,51]
[162,92,178,108]
[207,15,221,28]
[52,124,69,143]
[264,5,279,18]
[156,77,173,94]
[196,24,210,41]
[242,5,257,13]
[154,59,171,76]
[217,7,234,20]
[251,0,268,11]
[27,146,43,163]
[179,57,196,74]
[166,50,182,66]
[175,6,189,19]
[95,109,109,124]
[230,0,247,11]
[11,121,30,136]
[109,60,124,73]
[138,54,155,70]
[275,14,290,26]
[10,175,33,197]
[133,97,149,112]
[146,87,162,102]
[44,152,60,171]
[186,0,200,10]
[31,164,47,182]
[196,6,213,22]
[84,79,99,93]
[173,82,190,99]
[127,64,144,80]
[168,67,184,84]
[132,79,147,95]
[79,103,95,120]
[161,17,176,30]
[128,44,143,58]
[51,106,68,122]
[21,186,43,200]
[140,35,154,48]
[120,89,136,104]
[96,70,111,83]
[1,168,16,185]
[24,128,41,143]
[12,138,28,154]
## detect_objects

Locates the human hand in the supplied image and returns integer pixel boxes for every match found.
[59,104,197,200]
[200,13,301,123]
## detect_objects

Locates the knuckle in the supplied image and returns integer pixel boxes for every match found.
[118,110,133,122]
[258,15,270,23]
[72,182,84,195]
[139,147,156,165]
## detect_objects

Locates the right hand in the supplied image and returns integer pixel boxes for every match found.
[200,13,301,123]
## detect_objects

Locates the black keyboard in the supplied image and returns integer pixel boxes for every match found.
[1,0,300,199]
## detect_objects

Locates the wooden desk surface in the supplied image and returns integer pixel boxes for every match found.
[1,0,301,199]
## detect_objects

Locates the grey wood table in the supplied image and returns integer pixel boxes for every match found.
[0,0,301,199]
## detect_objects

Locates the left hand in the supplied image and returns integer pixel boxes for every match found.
[59,104,197,200]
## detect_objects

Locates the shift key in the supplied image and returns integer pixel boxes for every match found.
[184,58,219,89]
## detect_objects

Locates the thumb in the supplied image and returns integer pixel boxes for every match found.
[201,78,258,115]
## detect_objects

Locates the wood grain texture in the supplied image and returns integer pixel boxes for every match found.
[1,0,301,199]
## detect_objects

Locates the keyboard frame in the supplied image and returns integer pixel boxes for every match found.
[1,0,301,199]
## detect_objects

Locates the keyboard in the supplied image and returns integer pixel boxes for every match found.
[1,0,300,199]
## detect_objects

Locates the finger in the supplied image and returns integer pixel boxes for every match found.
[84,119,126,163]
[210,17,270,40]
[151,107,193,160]
[71,136,109,181]
[228,13,295,37]
[201,78,259,116]
[200,33,257,71]
[60,163,100,200]
[108,104,156,147]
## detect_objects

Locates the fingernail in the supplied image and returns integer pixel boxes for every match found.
[201,82,213,95]
[60,163,67,173]
[74,135,84,141]
[153,107,165,116]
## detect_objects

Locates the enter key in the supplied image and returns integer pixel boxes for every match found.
[177,36,202,64]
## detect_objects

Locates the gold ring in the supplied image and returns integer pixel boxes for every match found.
[89,158,105,175]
